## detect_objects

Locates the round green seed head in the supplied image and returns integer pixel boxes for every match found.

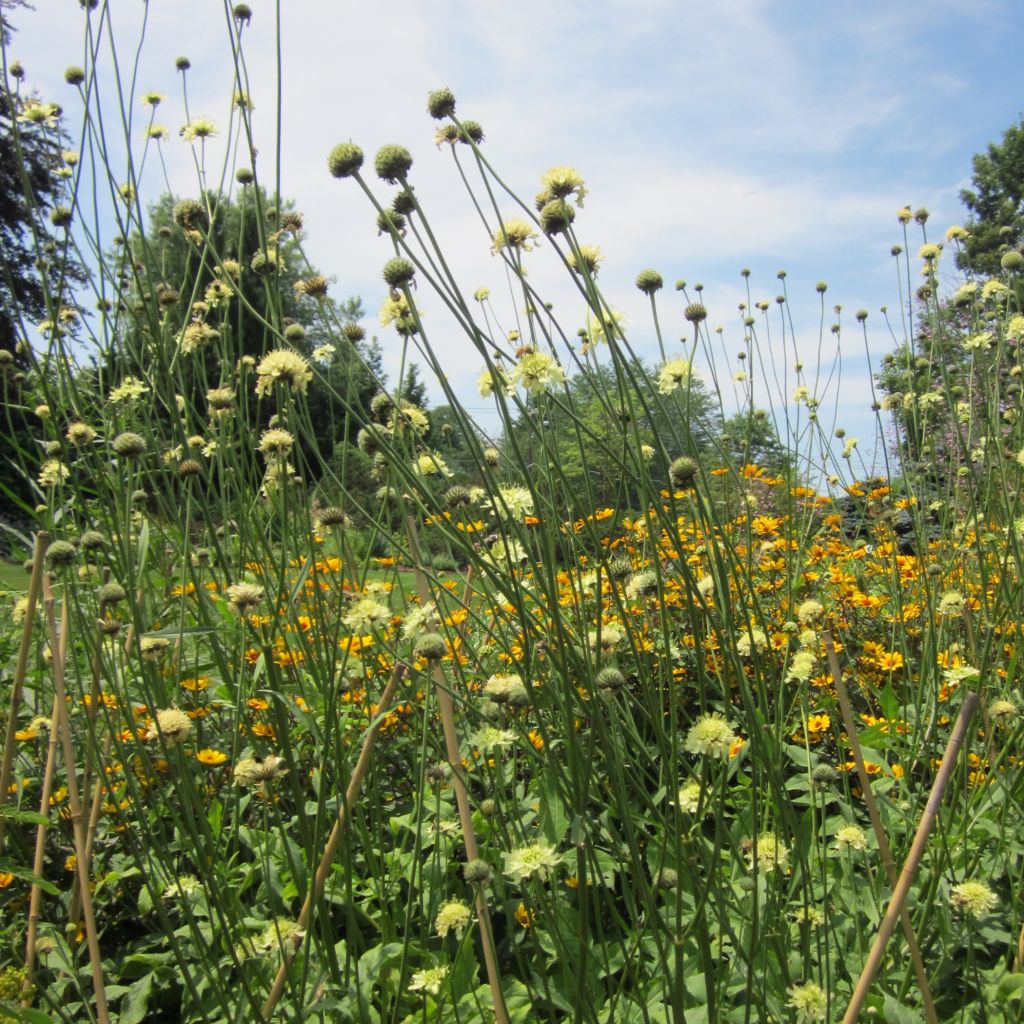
[327,142,364,179]
[635,269,663,295]
[374,144,413,184]
[414,632,448,662]
[1001,251,1023,271]
[317,506,348,527]
[443,485,472,508]
[112,432,147,458]
[99,581,127,605]
[669,456,698,488]
[595,666,626,691]
[463,859,492,884]
[392,190,416,216]
[79,530,105,551]
[458,120,484,145]
[376,210,405,234]
[538,199,574,235]
[427,87,456,119]
[382,257,415,288]
[46,540,76,568]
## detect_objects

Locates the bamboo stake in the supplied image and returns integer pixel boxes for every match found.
[261,664,404,1019]
[23,600,69,997]
[0,531,48,855]
[824,631,938,1024]
[43,580,110,1024]
[841,690,979,1024]
[404,515,509,1024]
[79,570,110,826]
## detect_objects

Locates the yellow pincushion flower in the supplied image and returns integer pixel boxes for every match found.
[950,880,998,917]
[748,832,790,874]
[540,165,586,205]
[434,899,472,939]
[147,708,192,744]
[255,350,312,397]
[491,218,539,254]
[504,841,562,881]
[834,824,868,852]
[788,982,827,1023]
[656,358,692,395]
[180,117,218,142]
[684,713,736,758]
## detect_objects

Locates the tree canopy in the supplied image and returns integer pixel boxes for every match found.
[505,356,722,513]
[958,114,1024,277]
[114,187,385,474]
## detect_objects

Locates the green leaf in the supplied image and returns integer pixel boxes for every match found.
[357,941,404,1002]
[136,518,150,576]
[878,682,899,721]
[117,951,173,979]
[0,1005,57,1024]
[141,625,217,638]
[119,972,153,1024]
[206,798,223,837]
[538,771,569,845]
[881,993,925,1024]
[0,861,59,894]
[449,936,480,999]
[0,805,50,825]
[996,971,1024,1000]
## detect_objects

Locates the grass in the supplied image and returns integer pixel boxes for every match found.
[0,560,26,592]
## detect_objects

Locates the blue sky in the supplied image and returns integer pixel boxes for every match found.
[8,0,1024,471]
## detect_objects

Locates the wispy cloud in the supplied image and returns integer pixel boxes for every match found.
[7,0,1022,455]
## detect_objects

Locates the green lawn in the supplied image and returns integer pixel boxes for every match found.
[0,560,27,592]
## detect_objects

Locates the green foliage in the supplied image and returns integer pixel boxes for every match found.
[507,357,720,513]
[720,408,791,474]
[0,68,85,529]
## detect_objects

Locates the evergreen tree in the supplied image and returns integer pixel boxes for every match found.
[0,9,86,531]
[958,115,1024,277]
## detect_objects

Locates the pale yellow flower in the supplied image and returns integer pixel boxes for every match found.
[255,350,312,397]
